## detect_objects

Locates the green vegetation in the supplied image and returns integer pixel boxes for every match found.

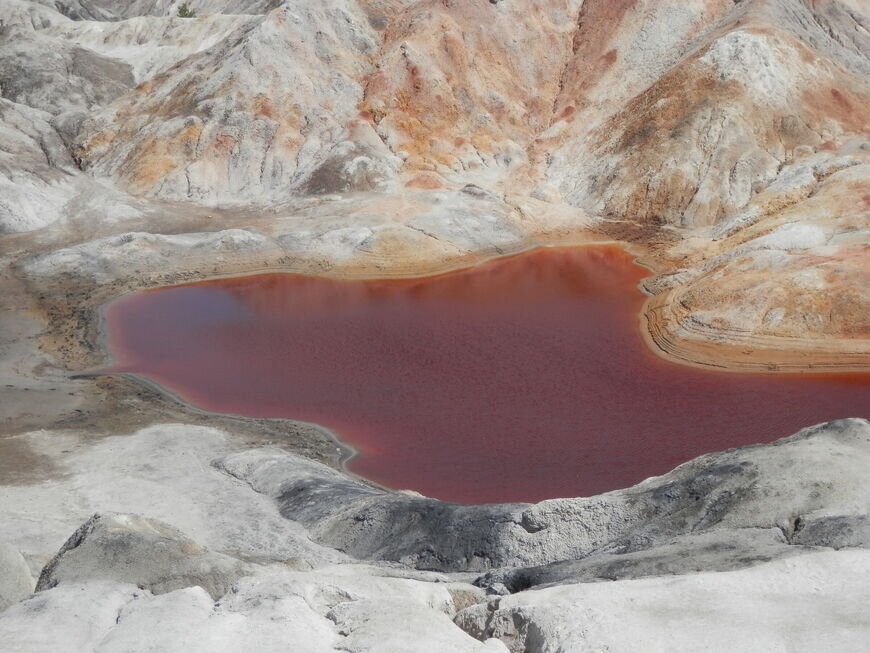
[177,3,196,18]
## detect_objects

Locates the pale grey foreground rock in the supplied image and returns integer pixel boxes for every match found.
[327,599,507,653]
[2,420,870,648]
[0,582,144,653]
[5,418,869,583]
[0,550,505,653]
[455,550,870,653]
[792,513,870,549]
[0,425,347,571]
[0,542,34,612]
[220,418,870,573]
[473,527,819,593]
[0,505,503,650]
[36,512,253,599]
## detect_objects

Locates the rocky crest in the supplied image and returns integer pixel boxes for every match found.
[1,420,870,651]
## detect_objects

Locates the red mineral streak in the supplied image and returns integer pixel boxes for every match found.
[102,246,869,504]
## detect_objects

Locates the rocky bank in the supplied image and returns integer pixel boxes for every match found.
[3,419,870,651]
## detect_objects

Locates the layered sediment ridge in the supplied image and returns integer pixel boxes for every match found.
[644,288,870,373]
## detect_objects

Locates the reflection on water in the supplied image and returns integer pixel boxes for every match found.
[104,246,870,504]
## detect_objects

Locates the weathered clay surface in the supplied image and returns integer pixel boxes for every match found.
[0,25,134,116]
[0,543,34,612]
[35,512,254,599]
[0,425,348,569]
[2,420,870,650]
[0,99,80,233]
[456,550,870,652]
[0,0,870,362]
[42,15,256,83]
[75,1,385,202]
[0,0,865,365]
[0,0,72,29]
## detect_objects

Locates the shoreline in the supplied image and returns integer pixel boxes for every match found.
[88,232,870,377]
[10,227,864,489]
[82,239,869,503]
[81,238,641,499]
[73,368,402,497]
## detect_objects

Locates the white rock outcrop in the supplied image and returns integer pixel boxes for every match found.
[35,512,254,599]
[456,550,870,653]
[0,543,34,612]
[1,420,869,650]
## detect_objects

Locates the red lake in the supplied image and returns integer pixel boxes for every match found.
[102,246,870,504]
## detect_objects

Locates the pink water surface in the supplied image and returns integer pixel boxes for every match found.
[103,246,869,504]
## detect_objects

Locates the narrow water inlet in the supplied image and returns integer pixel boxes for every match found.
[101,246,870,504]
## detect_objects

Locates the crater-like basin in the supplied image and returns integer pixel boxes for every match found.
[103,246,870,504]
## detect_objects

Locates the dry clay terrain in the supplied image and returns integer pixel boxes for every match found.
[2,0,868,369]
[0,0,869,651]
